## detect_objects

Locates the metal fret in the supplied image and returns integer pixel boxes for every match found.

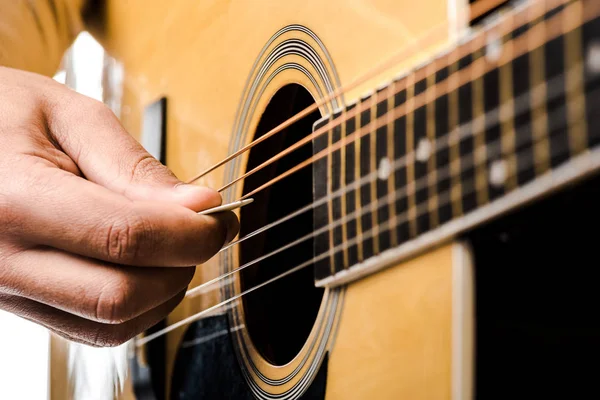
[405,73,417,238]
[375,87,391,252]
[448,48,463,218]
[345,103,360,267]
[354,99,364,262]
[530,1,551,176]
[483,21,504,201]
[393,79,410,244]
[414,69,430,234]
[512,7,537,186]
[360,95,374,259]
[426,59,440,229]
[583,0,600,148]
[435,56,453,224]
[458,50,477,213]
[472,33,490,207]
[312,116,332,281]
[564,0,588,156]
[369,92,381,254]
[326,113,336,274]
[386,81,398,247]
[546,4,570,167]
[330,110,345,273]
[499,11,518,192]
[339,108,350,269]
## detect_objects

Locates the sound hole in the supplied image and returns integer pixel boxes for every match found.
[239,84,324,366]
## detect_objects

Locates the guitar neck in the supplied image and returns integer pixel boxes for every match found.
[313,0,600,287]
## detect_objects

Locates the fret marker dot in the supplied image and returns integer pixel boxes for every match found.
[416,138,432,162]
[586,41,600,75]
[378,157,392,180]
[490,159,507,187]
[486,35,502,62]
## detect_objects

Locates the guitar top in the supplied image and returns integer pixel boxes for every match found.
[56,0,600,399]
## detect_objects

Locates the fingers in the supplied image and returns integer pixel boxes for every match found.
[3,166,239,266]
[42,90,222,211]
[0,290,186,347]
[3,246,195,324]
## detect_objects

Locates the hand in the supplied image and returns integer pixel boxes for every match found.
[0,66,239,347]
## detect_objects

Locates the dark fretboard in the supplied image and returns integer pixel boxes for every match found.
[312,0,600,285]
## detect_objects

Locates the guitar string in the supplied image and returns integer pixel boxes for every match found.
[218,0,556,195]
[186,62,576,299]
[168,95,569,348]
[171,98,588,350]
[235,0,580,201]
[176,2,590,330]
[190,88,587,298]
[138,98,592,347]
[148,141,582,349]
[132,0,596,346]
[184,20,450,183]
[216,0,586,254]
[185,0,551,185]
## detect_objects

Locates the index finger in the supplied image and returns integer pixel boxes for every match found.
[5,166,239,267]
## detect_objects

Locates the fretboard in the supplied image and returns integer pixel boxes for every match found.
[312,0,600,286]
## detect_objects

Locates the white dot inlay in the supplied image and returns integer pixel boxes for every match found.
[378,157,392,180]
[416,138,432,162]
[489,159,508,187]
[486,34,502,62]
[586,41,600,75]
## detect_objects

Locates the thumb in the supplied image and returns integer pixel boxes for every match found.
[45,94,221,211]
[113,154,222,212]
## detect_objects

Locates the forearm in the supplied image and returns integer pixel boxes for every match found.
[0,0,88,76]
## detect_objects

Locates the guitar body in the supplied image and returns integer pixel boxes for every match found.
[55,0,600,399]
[92,2,471,399]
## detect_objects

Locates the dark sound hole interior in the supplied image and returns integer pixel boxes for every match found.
[239,84,324,366]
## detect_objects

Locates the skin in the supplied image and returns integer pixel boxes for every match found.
[0,66,240,347]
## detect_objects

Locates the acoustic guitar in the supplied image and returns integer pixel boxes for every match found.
[55,0,600,398]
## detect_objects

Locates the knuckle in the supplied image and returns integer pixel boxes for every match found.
[94,275,135,324]
[49,95,116,138]
[105,213,149,263]
[83,97,115,120]
[129,153,170,184]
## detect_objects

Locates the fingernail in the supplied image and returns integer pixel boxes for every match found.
[176,184,222,207]
[176,183,215,195]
